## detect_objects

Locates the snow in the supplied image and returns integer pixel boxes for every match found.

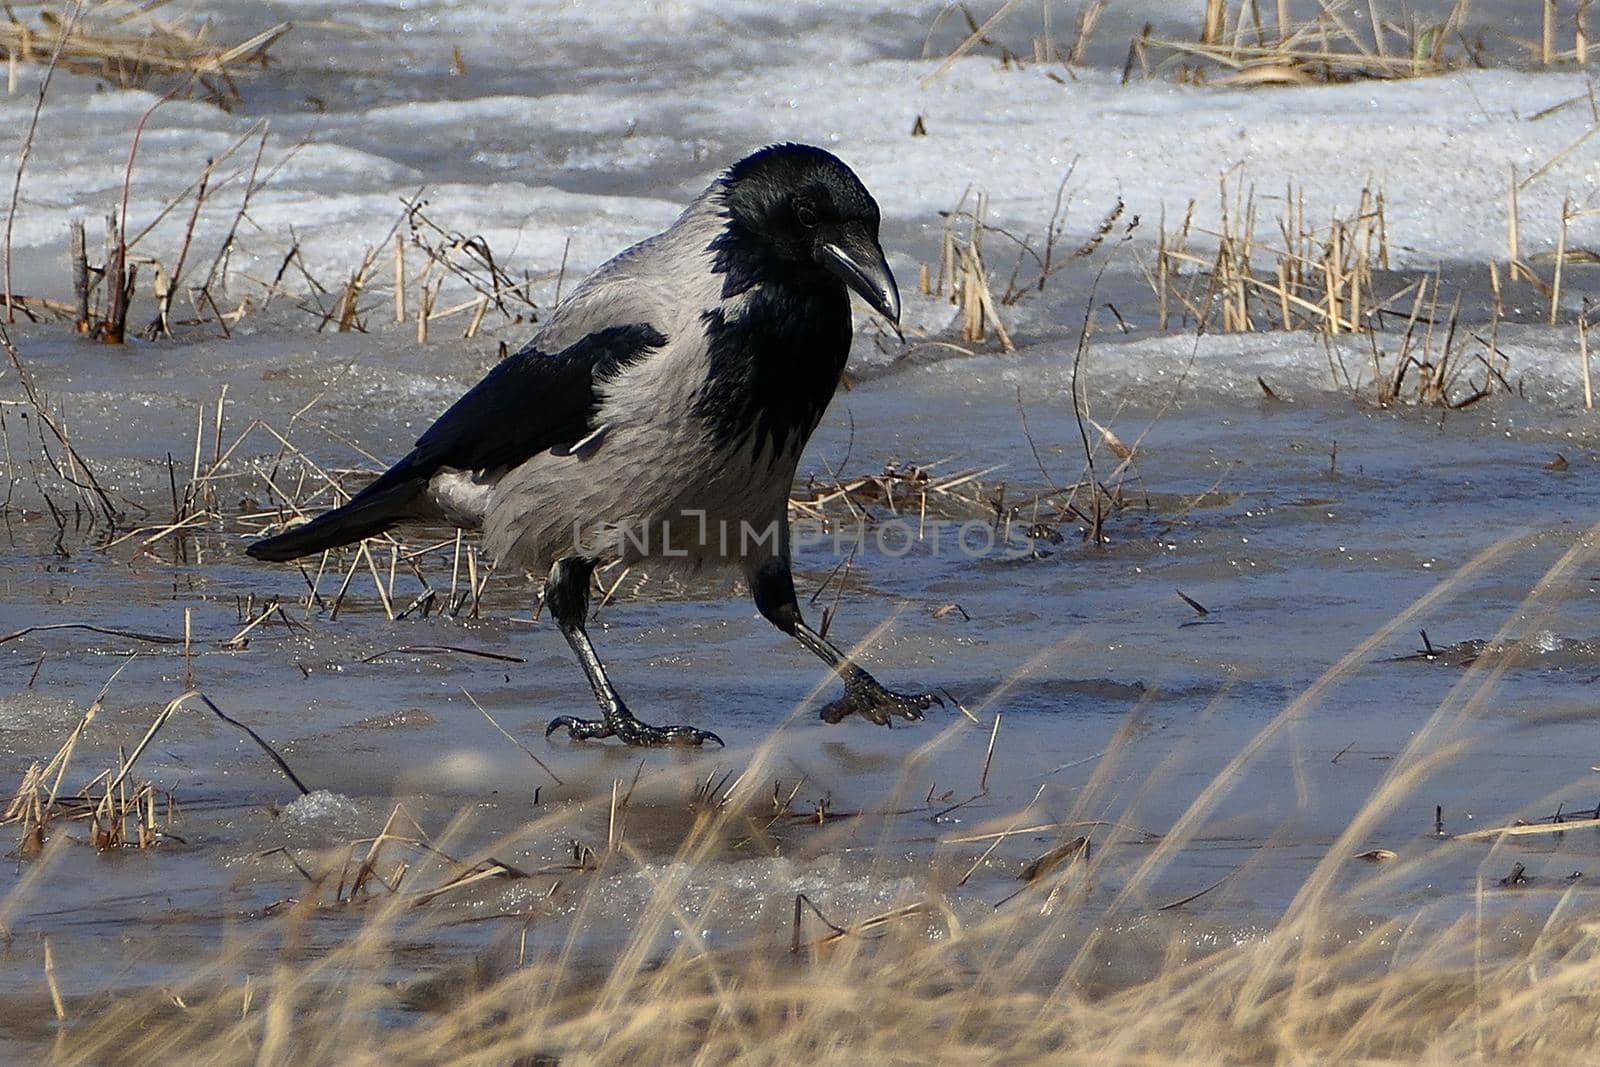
[3,5,1587,271]
[0,0,1592,417]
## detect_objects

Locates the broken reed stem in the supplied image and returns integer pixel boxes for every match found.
[1581,314,1593,411]
[359,542,395,621]
[416,283,438,345]
[980,712,1002,792]
[394,234,406,323]
[465,294,490,339]
[101,88,179,345]
[43,939,65,1021]
[1507,167,1526,283]
[1551,199,1570,327]
[70,221,89,333]
[1202,0,1226,45]
[103,212,121,339]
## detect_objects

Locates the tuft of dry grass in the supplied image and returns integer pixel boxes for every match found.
[1152,0,1480,85]
[3,664,176,855]
[2,684,308,856]
[920,177,1133,354]
[1147,176,1392,336]
[927,0,1594,88]
[927,187,1017,351]
[1158,0,1594,84]
[1361,271,1510,408]
[1136,174,1523,409]
[1,3,289,111]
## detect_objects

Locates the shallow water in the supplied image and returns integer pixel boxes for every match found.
[2,0,1600,1056]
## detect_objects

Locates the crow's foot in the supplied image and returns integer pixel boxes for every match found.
[545,711,723,748]
[820,673,941,727]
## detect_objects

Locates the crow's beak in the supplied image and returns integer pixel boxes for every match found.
[819,226,901,325]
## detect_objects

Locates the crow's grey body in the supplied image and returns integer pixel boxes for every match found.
[473,199,801,577]
[249,144,936,746]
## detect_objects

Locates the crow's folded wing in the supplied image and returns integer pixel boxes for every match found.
[247,321,667,560]
[404,321,667,477]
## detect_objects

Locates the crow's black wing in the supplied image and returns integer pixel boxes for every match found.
[247,322,667,561]
[405,321,665,475]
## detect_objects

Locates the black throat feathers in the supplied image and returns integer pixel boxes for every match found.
[692,280,852,466]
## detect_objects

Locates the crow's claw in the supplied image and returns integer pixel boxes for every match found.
[820,676,941,727]
[546,713,723,748]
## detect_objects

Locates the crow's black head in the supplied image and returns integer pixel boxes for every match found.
[712,143,899,323]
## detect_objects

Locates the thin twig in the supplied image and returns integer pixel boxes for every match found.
[4,2,83,324]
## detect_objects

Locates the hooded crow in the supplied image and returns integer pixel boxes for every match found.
[247,143,937,746]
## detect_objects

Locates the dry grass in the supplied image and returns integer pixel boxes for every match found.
[1,2,288,110]
[1139,175,1528,408]
[919,177,1133,353]
[0,662,177,855]
[791,459,1000,525]
[1150,0,1482,85]
[3,14,546,350]
[1,683,312,856]
[926,0,1594,87]
[1,287,1596,1066]
[35,134,549,348]
[1360,272,1509,408]
[2,11,1599,1057]
[1147,175,1392,336]
[927,187,1016,351]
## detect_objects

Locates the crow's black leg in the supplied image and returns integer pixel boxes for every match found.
[751,556,939,727]
[542,557,723,747]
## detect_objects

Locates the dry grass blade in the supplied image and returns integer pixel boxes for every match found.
[796,898,939,951]
[1018,835,1090,882]
[1454,815,1600,841]
[407,858,529,907]
[460,688,564,785]
[1155,870,1233,910]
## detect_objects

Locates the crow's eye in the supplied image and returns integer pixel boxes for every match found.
[794,198,820,228]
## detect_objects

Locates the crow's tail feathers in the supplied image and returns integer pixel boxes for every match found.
[245,479,422,562]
